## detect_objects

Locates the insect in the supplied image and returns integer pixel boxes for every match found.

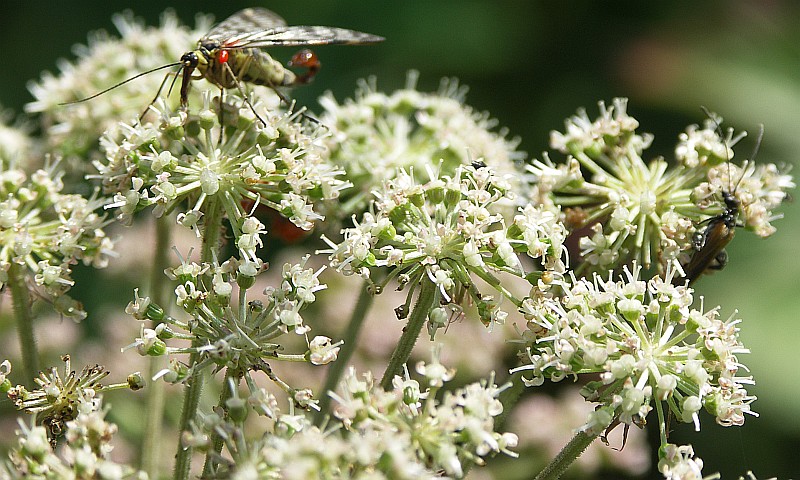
[64,8,384,122]
[675,111,762,286]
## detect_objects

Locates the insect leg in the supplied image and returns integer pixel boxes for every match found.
[220,61,268,126]
[138,70,180,124]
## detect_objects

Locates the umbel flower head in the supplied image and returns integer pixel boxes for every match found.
[318,72,527,222]
[97,90,347,256]
[5,355,143,447]
[182,351,517,479]
[126,253,332,400]
[514,264,757,448]
[322,163,567,331]
[0,161,116,321]
[26,10,211,163]
[528,98,793,281]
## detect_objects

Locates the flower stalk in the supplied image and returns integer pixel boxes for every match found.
[8,262,38,383]
[315,280,374,422]
[379,278,437,390]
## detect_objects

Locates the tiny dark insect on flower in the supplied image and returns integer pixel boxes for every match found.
[62,8,384,122]
[675,109,763,286]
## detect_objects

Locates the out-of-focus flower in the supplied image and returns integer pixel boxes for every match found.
[318,72,527,222]
[26,10,211,164]
[0,162,116,321]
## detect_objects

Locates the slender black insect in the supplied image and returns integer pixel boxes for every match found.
[676,110,762,286]
[63,8,384,122]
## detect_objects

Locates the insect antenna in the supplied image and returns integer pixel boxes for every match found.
[58,62,182,105]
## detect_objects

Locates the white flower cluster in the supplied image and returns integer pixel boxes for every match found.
[515,264,757,435]
[126,254,332,386]
[323,163,567,330]
[2,395,145,480]
[97,91,347,258]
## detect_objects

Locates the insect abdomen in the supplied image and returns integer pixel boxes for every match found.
[232,49,297,87]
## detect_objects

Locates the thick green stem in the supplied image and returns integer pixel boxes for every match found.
[315,282,374,424]
[174,200,224,480]
[379,279,437,391]
[142,216,172,477]
[202,369,238,477]
[533,429,598,480]
[8,262,38,382]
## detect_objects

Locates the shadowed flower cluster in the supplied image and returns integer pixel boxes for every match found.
[0,162,115,320]
[126,254,333,401]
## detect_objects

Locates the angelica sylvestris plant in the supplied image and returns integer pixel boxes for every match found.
[1,8,795,480]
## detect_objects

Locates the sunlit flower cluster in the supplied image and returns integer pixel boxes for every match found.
[96,91,346,256]
[2,393,144,480]
[0,162,116,320]
[514,264,757,443]
[126,254,332,395]
[183,354,516,479]
[26,10,211,162]
[528,98,793,281]
[322,163,567,330]
[318,72,527,221]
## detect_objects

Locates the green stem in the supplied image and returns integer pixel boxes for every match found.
[174,200,224,480]
[202,369,238,477]
[533,429,598,480]
[315,282,374,424]
[8,262,38,383]
[379,279,437,391]
[142,216,172,478]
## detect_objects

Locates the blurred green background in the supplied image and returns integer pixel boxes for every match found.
[2,1,798,478]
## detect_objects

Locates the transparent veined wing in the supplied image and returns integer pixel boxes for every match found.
[201,8,384,48]
[203,8,288,44]
[222,26,385,48]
